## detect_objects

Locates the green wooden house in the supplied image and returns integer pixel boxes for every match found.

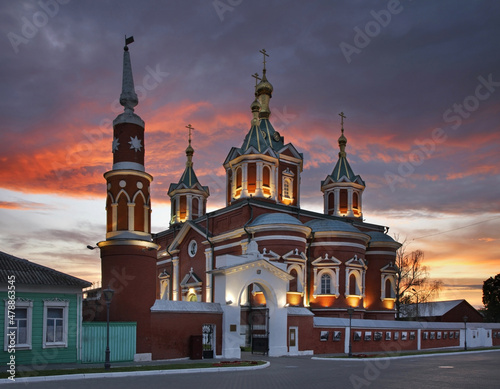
[0,251,91,366]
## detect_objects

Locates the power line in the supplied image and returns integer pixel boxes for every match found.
[412,216,500,241]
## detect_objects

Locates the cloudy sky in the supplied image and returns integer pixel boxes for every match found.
[1,1,499,307]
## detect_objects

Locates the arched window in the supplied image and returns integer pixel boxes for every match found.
[263,166,270,188]
[160,279,170,300]
[236,167,242,188]
[328,192,335,214]
[283,179,291,199]
[349,273,358,295]
[353,192,359,209]
[192,197,199,218]
[385,278,394,299]
[321,274,331,294]
[179,196,187,221]
[289,269,298,292]
[247,163,256,194]
[116,193,128,230]
[339,189,348,213]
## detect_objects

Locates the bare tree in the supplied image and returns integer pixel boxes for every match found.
[394,236,443,319]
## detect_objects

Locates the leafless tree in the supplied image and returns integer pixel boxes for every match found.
[394,236,443,319]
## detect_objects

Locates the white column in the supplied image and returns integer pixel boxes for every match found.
[172,257,179,301]
[241,163,248,197]
[187,194,192,220]
[334,188,340,216]
[255,161,264,197]
[347,188,354,217]
[358,190,363,218]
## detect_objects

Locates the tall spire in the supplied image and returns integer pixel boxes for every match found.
[119,36,138,114]
[255,49,273,119]
[338,112,347,158]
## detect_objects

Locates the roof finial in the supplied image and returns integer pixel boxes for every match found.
[255,50,273,119]
[250,73,262,125]
[185,124,194,167]
[260,49,269,72]
[338,112,347,158]
[119,36,138,113]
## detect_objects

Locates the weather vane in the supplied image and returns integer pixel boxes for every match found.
[259,49,269,70]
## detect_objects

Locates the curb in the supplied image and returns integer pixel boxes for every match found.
[312,348,500,361]
[0,361,270,384]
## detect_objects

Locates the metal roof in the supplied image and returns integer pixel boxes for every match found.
[250,212,303,227]
[366,231,398,243]
[0,251,91,288]
[305,218,362,233]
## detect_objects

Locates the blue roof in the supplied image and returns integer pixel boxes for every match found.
[250,213,303,227]
[326,155,365,185]
[305,219,361,233]
[366,231,398,243]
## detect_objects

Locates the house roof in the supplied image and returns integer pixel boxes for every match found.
[0,251,92,288]
[401,300,465,318]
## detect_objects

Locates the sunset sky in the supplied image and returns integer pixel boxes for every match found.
[1,1,499,307]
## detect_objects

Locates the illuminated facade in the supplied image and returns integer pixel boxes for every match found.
[99,42,403,359]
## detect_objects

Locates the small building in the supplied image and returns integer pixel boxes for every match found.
[400,300,484,323]
[0,251,91,365]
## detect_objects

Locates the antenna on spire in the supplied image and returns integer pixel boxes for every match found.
[259,49,269,71]
[251,72,261,86]
[339,111,346,134]
[124,35,134,51]
[186,124,194,145]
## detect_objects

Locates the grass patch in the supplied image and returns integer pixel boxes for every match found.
[0,360,264,379]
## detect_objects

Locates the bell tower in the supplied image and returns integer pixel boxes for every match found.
[98,37,158,359]
[223,50,303,207]
[321,112,365,219]
[168,124,210,225]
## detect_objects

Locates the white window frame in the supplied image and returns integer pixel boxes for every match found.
[320,273,331,294]
[314,268,339,297]
[4,299,33,351]
[43,299,69,349]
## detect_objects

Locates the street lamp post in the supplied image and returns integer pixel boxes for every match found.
[463,315,468,351]
[347,308,354,358]
[103,288,115,370]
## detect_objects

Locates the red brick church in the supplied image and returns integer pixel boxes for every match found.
[97,40,406,360]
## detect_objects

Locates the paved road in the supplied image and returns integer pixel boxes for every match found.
[12,350,500,389]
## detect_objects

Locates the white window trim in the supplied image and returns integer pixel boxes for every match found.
[313,268,340,298]
[381,274,396,301]
[43,299,69,349]
[4,299,33,351]
[345,269,364,298]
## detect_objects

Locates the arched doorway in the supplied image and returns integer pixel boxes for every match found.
[212,255,291,358]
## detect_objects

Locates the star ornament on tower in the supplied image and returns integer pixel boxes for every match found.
[112,137,120,153]
[129,136,142,152]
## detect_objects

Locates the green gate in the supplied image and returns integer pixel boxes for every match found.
[81,322,136,363]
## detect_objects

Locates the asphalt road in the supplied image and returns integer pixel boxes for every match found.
[11,350,500,389]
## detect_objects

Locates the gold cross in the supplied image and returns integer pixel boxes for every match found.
[186,124,194,144]
[251,72,261,86]
[339,112,346,132]
[259,49,269,69]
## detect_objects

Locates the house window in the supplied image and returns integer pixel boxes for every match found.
[4,299,33,350]
[43,299,69,348]
[321,274,331,294]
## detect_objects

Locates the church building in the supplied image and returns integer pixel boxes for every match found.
[96,40,402,360]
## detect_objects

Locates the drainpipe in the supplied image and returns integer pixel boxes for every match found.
[242,198,254,243]
[205,212,215,302]
[306,231,315,307]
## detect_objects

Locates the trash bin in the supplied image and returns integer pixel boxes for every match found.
[190,335,203,360]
